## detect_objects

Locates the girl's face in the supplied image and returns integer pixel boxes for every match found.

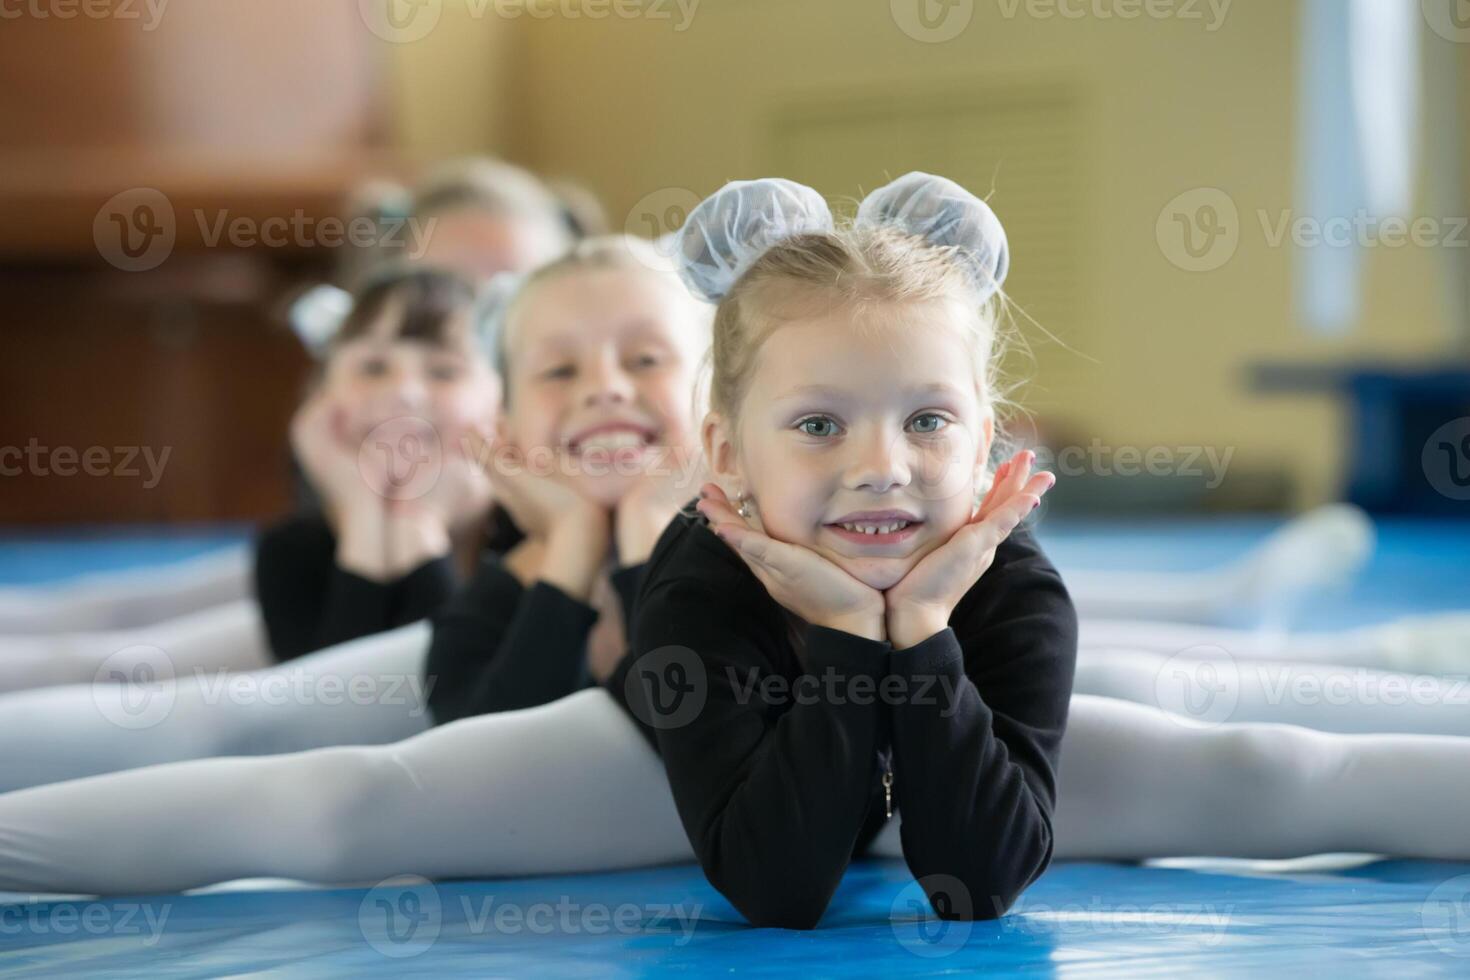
[321,303,501,444]
[711,297,993,592]
[418,209,567,283]
[501,266,705,508]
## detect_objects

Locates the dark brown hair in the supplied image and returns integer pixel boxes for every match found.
[332,265,480,353]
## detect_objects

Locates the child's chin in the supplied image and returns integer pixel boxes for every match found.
[835,555,915,592]
[574,473,635,508]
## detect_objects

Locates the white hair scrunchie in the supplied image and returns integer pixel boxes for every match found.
[674,172,1009,304]
[288,285,353,358]
[674,178,835,303]
[470,270,528,374]
[855,171,1009,302]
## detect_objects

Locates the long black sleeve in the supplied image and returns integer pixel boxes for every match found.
[617,509,1077,930]
[886,535,1077,920]
[425,558,648,725]
[253,512,457,662]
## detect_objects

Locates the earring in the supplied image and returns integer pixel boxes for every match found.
[736,494,753,520]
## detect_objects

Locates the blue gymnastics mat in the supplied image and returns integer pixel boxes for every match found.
[1,515,1468,977]
[5,859,1470,977]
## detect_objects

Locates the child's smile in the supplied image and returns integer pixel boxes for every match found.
[718,296,993,591]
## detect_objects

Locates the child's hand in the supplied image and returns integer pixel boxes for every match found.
[465,426,608,543]
[468,426,611,602]
[696,483,886,642]
[884,450,1055,649]
[393,422,495,532]
[290,392,382,513]
[615,447,706,566]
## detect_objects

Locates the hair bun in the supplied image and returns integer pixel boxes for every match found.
[289,285,352,358]
[675,178,834,302]
[856,172,1009,301]
[470,270,526,373]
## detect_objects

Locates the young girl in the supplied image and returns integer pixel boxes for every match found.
[0,235,707,792]
[3,177,1470,924]
[0,157,579,655]
[0,267,498,702]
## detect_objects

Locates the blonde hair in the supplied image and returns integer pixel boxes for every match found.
[496,235,713,402]
[706,224,1016,460]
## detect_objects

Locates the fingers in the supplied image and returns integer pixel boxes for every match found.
[977,469,1055,545]
[976,449,1031,521]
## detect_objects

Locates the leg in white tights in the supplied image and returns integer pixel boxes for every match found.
[1051,695,1470,860]
[0,546,252,635]
[2,690,1467,897]
[0,690,690,896]
[0,598,274,695]
[0,620,434,793]
[1059,504,1374,625]
[1080,614,1470,676]
[1073,647,1470,735]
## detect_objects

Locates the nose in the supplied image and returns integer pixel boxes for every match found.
[844,424,911,494]
[389,368,429,410]
[579,349,634,408]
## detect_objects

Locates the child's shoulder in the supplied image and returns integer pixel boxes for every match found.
[642,497,766,602]
[954,524,1075,622]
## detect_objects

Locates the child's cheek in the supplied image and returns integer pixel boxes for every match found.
[913,433,978,509]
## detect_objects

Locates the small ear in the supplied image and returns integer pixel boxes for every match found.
[701,411,741,488]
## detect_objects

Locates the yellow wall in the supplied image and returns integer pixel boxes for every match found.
[392,0,1465,508]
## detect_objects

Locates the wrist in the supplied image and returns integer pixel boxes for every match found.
[614,509,663,566]
[813,604,887,643]
[886,602,950,650]
[334,503,389,580]
[382,511,452,575]
[539,516,610,602]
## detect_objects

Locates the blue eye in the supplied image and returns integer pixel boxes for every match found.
[910,413,948,434]
[797,416,840,438]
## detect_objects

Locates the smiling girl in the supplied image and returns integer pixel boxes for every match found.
[4,178,1470,921]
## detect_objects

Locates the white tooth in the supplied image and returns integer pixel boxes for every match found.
[880,523,894,534]
[864,526,877,535]
[578,430,644,451]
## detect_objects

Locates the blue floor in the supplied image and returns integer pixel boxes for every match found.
[1,514,1468,977]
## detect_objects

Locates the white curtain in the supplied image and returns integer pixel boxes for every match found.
[1296,0,1421,334]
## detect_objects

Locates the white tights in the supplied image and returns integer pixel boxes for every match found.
[0,621,433,793]
[2,689,1468,897]
[0,599,273,696]
[0,545,251,635]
